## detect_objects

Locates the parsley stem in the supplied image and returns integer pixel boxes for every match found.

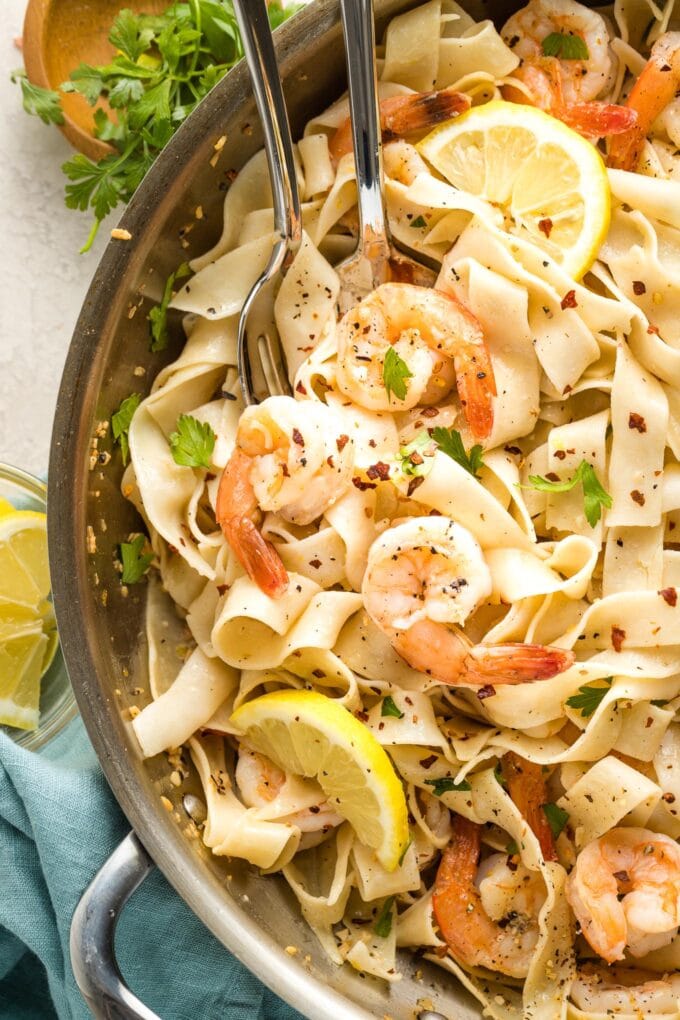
[79,217,101,254]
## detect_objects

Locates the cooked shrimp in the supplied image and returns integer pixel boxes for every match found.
[329,87,470,162]
[609,33,680,171]
[501,0,635,139]
[235,745,344,836]
[502,0,616,105]
[571,964,680,1015]
[501,752,558,862]
[362,517,574,688]
[504,59,636,138]
[216,395,354,597]
[433,816,546,977]
[566,828,680,963]
[336,283,496,440]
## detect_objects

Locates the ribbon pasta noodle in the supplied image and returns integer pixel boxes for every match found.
[125,0,680,1014]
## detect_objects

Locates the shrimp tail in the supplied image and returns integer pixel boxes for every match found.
[223,516,289,599]
[561,102,638,139]
[381,88,471,140]
[502,752,558,862]
[433,816,482,954]
[463,643,575,684]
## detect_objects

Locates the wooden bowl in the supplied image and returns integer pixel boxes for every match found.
[23,0,167,160]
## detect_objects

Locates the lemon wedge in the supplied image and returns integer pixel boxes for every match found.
[231,690,409,870]
[417,100,610,279]
[0,510,57,730]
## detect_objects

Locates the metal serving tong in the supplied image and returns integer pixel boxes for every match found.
[335,0,435,312]
[232,0,302,405]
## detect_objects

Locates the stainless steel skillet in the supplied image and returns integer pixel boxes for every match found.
[48,0,522,1016]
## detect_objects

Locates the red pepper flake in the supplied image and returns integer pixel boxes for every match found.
[631,489,645,506]
[645,717,654,728]
[660,587,678,607]
[560,290,577,310]
[410,452,424,466]
[632,280,646,295]
[355,709,369,722]
[554,450,567,460]
[421,407,439,418]
[366,461,391,481]
[336,434,350,452]
[281,463,290,477]
[647,323,660,335]
[407,475,425,497]
[312,668,326,678]
[545,471,560,482]
[611,625,626,652]
[309,558,322,570]
[295,380,308,395]
[216,583,230,596]
[477,684,496,700]
[419,754,438,769]
[352,477,377,491]
[292,428,304,446]
[538,217,553,238]
[628,412,647,433]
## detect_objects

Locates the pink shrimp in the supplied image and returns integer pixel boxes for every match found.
[329,87,471,162]
[608,33,680,171]
[362,517,574,688]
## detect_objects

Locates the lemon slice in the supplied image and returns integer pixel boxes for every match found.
[0,630,47,730]
[231,690,409,870]
[417,100,610,279]
[0,510,57,731]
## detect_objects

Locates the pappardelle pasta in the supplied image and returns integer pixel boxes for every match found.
[124,0,680,1015]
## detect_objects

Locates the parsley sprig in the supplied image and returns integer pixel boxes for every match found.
[542,802,569,839]
[565,678,613,718]
[424,776,472,796]
[383,346,413,402]
[381,695,404,719]
[120,534,153,584]
[541,32,590,60]
[13,2,300,251]
[432,426,485,478]
[111,392,141,465]
[527,459,612,528]
[374,896,395,938]
[150,262,191,351]
[169,414,216,468]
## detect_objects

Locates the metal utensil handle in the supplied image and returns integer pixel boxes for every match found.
[70,831,160,1020]
[232,0,302,250]
[340,0,391,277]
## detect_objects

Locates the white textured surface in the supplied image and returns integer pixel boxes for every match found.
[0,1,114,476]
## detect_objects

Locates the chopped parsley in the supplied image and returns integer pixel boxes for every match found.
[111,392,141,465]
[169,414,216,469]
[381,695,404,719]
[432,426,485,478]
[527,459,612,528]
[410,215,427,229]
[383,346,413,402]
[541,32,590,61]
[542,802,569,839]
[374,896,395,938]
[425,776,472,796]
[120,534,153,584]
[149,262,191,352]
[565,677,613,718]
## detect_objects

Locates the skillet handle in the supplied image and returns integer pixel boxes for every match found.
[70,831,160,1020]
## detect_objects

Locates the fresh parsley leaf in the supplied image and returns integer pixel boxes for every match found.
[62,64,105,105]
[410,215,427,229]
[374,896,395,938]
[111,392,141,465]
[506,839,519,855]
[169,414,216,469]
[11,70,63,125]
[542,803,569,839]
[542,31,590,61]
[62,151,129,221]
[268,1,305,28]
[381,695,404,719]
[565,678,613,718]
[109,8,156,61]
[383,346,413,402]
[527,459,612,528]
[425,776,472,796]
[398,837,412,866]
[432,427,485,478]
[494,762,508,788]
[120,534,153,584]
[149,262,191,351]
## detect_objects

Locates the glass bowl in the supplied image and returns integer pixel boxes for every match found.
[0,463,77,750]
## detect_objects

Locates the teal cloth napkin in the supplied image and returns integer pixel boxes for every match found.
[0,716,305,1020]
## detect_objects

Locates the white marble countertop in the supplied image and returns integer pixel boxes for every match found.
[1,0,115,477]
